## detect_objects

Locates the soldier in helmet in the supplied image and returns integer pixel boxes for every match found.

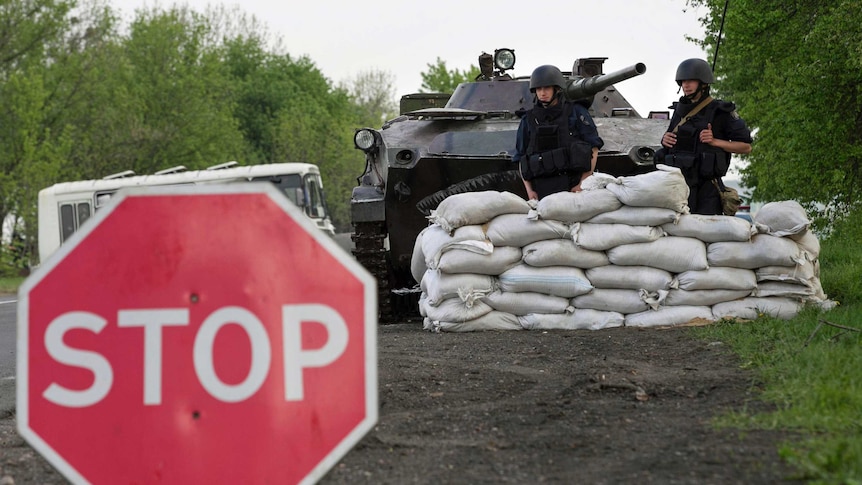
[514,65,604,200]
[659,58,752,215]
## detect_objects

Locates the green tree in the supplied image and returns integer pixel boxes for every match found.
[688,0,862,227]
[0,0,94,264]
[342,69,398,127]
[120,6,249,174]
[419,57,479,93]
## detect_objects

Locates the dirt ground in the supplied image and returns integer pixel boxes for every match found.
[1,323,801,484]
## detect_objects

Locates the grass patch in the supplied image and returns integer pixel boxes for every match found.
[691,209,862,484]
[0,276,25,295]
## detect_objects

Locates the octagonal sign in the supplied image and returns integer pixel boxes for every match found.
[17,183,377,484]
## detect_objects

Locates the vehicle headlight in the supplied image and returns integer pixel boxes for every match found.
[494,48,516,71]
[354,128,379,152]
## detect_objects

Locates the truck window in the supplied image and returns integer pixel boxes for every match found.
[59,202,93,242]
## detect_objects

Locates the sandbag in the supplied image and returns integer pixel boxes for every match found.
[585,265,673,291]
[712,297,802,320]
[660,288,752,307]
[436,246,522,275]
[607,237,709,273]
[587,206,681,226]
[519,309,625,331]
[429,191,531,234]
[574,223,664,251]
[625,305,714,328]
[420,270,496,307]
[420,296,494,323]
[420,224,491,269]
[672,267,757,291]
[482,290,573,315]
[756,262,818,286]
[707,234,804,269]
[424,311,522,333]
[661,213,756,243]
[604,164,689,212]
[789,229,821,259]
[534,188,622,223]
[572,289,653,314]
[522,239,609,268]
[497,264,593,298]
[485,213,572,247]
[754,281,815,298]
[753,200,810,237]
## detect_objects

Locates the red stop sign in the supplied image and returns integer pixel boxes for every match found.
[17,184,377,484]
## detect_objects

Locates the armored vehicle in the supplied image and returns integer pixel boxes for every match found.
[351,49,669,322]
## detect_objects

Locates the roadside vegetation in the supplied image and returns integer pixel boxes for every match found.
[693,207,862,483]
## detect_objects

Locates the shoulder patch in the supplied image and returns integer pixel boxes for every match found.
[730,110,741,120]
[715,100,737,112]
[579,114,592,126]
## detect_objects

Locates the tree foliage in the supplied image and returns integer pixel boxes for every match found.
[689,0,862,226]
[419,57,479,93]
[0,0,372,270]
[342,69,398,127]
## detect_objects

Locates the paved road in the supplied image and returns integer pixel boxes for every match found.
[0,295,16,415]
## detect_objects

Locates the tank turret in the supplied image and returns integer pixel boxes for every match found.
[566,63,647,101]
[351,49,668,323]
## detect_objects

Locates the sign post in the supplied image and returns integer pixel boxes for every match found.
[18,184,377,484]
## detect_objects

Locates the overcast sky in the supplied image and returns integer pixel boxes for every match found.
[110,0,709,116]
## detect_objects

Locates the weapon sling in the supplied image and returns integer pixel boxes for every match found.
[671,96,714,134]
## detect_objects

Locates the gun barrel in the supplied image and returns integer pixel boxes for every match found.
[566,63,647,100]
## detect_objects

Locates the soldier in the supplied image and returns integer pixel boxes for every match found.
[514,65,604,200]
[659,58,752,215]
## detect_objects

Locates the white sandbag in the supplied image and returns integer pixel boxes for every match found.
[661,213,756,243]
[789,229,821,259]
[522,239,609,268]
[482,290,573,315]
[660,288,752,307]
[707,234,804,269]
[574,223,664,251]
[485,213,572,247]
[585,265,674,291]
[587,206,681,226]
[712,297,803,320]
[519,309,625,331]
[572,289,652,314]
[424,311,522,333]
[535,188,622,223]
[497,264,593,298]
[580,172,619,190]
[607,237,708,273]
[420,297,493,323]
[604,164,690,212]
[420,224,491,269]
[625,306,714,328]
[437,246,522,275]
[672,267,757,291]
[428,191,531,234]
[420,270,496,306]
[756,262,817,286]
[410,227,429,284]
[754,281,815,298]
[753,200,811,237]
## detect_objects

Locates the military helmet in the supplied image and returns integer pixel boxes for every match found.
[675,58,715,86]
[529,65,565,92]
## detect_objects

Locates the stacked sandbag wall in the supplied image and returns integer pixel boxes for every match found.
[412,165,832,332]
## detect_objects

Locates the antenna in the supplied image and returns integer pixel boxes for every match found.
[712,0,730,72]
